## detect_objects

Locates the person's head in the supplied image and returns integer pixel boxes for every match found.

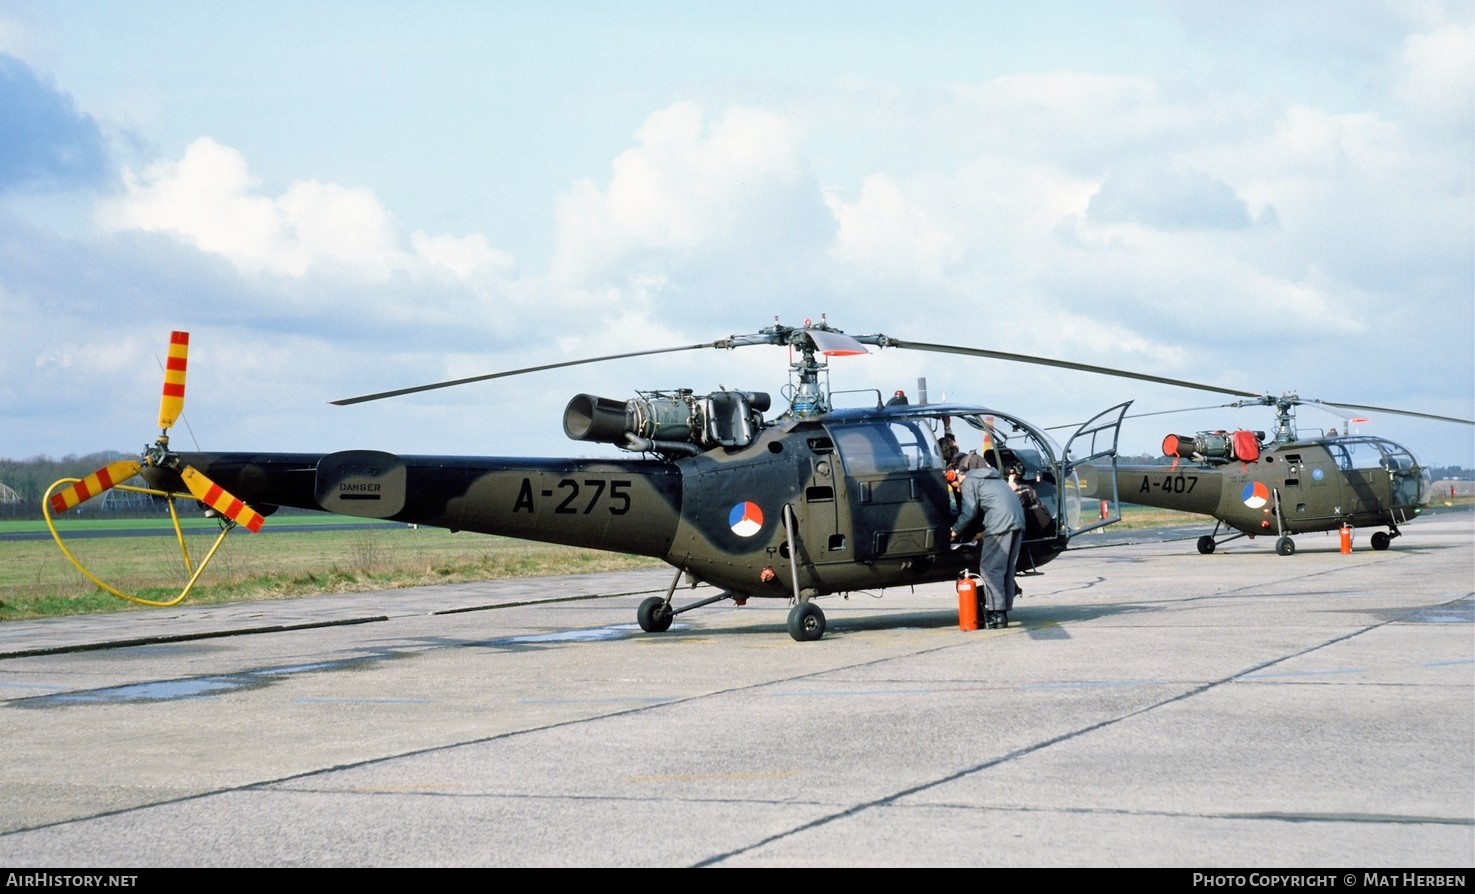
[956,452,989,472]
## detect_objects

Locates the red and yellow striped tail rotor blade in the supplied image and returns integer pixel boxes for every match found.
[48,460,143,515]
[180,467,265,533]
[158,330,190,430]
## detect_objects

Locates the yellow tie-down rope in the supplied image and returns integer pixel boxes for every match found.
[43,478,238,607]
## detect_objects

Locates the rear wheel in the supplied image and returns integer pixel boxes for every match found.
[1197,535,1216,555]
[637,596,674,633]
[1276,537,1295,556]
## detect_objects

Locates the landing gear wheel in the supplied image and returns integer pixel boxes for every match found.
[1197,535,1216,555]
[637,596,674,633]
[1371,531,1391,551]
[1276,537,1295,556]
[787,601,826,642]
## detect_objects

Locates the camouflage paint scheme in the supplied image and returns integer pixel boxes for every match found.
[1081,433,1431,554]
[152,402,1112,606]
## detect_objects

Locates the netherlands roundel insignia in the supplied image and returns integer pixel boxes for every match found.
[1241,481,1270,509]
[728,501,764,537]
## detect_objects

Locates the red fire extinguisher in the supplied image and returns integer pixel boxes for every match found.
[1339,524,1352,554]
[957,572,980,631]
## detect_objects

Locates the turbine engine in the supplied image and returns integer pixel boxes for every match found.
[564,390,772,456]
[1162,430,1266,464]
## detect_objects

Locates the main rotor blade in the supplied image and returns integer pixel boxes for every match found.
[157,331,190,430]
[1042,404,1235,432]
[180,466,265,533]
[806,328,869,357]
[48,460,144,515]
[1296,398,1474,426]
[875,338,1263,399]
[330,343,719,406]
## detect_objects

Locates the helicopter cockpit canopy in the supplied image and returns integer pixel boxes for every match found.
[951,411,1061,478]
[820,405,1064,480]
[1323,435,1431,509]
[1324,435,1418,471]
[819,404,1086,538]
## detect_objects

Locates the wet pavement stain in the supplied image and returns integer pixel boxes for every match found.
[8,625,647,708]
[1403,600,1474,624]
[11,656,375,708]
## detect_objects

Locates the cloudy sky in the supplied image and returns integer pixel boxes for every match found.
[2,1,1472,469]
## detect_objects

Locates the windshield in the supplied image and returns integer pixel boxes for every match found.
[830,419,941,475]
[819,405,1063,480]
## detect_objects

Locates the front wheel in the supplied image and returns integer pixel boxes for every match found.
[637,596,674,633]
[1370,531,1391,551]
[787,601,826,642]
[1276,537,1296,556]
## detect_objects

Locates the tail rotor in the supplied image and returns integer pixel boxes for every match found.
[50,330,265,530]
[43,330,267,607]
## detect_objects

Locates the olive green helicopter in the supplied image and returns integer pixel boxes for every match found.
[1076,391,1472,557]
[43,317,1468,640]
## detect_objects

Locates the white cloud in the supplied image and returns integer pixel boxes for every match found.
[551,102,833,290]
[826,174,960,281]
[276,179,400,272]
[95,137,517,283]
[945,72,1200,173]
[95,138,299,273]
[410,231,516,280]
[1395,21,1475,129]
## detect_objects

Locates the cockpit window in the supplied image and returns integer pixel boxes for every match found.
[831,421,940,474]
[1342,439,1384,470]
[1378,443,1417,472]
[1328,437,1417,473]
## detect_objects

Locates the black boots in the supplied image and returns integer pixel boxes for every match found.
[984,611,1009,629]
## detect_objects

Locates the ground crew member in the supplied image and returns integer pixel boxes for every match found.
[949,454,1026,628]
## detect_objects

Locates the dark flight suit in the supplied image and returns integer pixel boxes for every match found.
[950,464,1026,628]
